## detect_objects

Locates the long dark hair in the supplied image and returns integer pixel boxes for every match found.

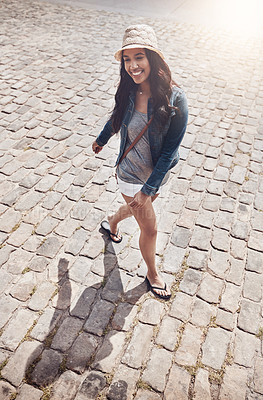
[110,48,176,133]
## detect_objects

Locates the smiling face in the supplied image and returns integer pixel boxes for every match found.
[122,48,151,85]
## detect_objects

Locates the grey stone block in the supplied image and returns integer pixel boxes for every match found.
[71,200,91,221]
[9,271,35,302]
[243,271,263,302]
[202,327,231,369]
[29,256,49,272]
[138,298,164,325]
[254,357,263,395]
[162,244,185,273]
[54,217,80,238]
[248,230,263,252]
[35,216,60,236]
[0,381,16,400]
[84,299,115,336]
[194,369,211,400]
[70,286,97,319]
[208,248,229,278]
[195,209,214,229]
[37,236,62,258]
[65,228,88,256]
[231,220,249,240]
[230,165,246,184]
[156,316,181,351]
[179,268,202,295]
[15,191,44,211]
[67,333,99,373]
[1,340,43,386]
[226,257,245,285]
[203,193,220,212]
[50,370,82,400]
[190,226,211,251]
[69,256,92,283]
[51,316,83,352]
[171,226,191,248]
[107,364,140,400]
[0,269,13,296]
[19,174,41,189]
[197,273,224,304]
[92,330,126,373]
[112,302,138,332]
[170,292,193,322]
[238,299,261,334]
[142,347,173,392]
[31,349,63,386]
[187,248,208,270]
[101,269,129,303]
[220,282,241,313]
[0,295,19,329]
[165,365,191,400]
[175,324,203,366]
[234,329,258,367]
[16,384,42,400]
[220,365,248,400]
[7,222,33,247]
[134,390,161,400]
[80,233,104,259]
[0,208,21,233]
[5,248,33,275]
[246,249,263,273]
[42,192,63,210]
[28,281,56,311]
[211,227,230,252]
[31,307,61,342]
[191,297,214,327]
[216,309,235,331]
[75,372,106,400]
[122,323,153,369]
[52,196,75,220]
[0,308,36,351]
[1,186,28,207]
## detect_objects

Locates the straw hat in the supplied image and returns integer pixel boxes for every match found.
[114,24,164,61]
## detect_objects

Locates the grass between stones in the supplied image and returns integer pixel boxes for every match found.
[59,355,68,374]
[20,318,38,343]
[22,266,31,274]
[0,359,8,379]
[136,379,154,392]
[40,384,53,400]
[256,327,263,340]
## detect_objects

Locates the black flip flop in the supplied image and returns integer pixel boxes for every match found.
[145,276,171,300]
[100,220,123,243]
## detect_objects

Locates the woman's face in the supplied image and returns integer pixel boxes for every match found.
[123,48,151,85]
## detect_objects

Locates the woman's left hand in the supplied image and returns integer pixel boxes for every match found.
[129,191,151,209]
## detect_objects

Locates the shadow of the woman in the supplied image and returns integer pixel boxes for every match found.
[25,228,148,399]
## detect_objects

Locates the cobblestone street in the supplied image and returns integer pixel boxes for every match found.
[0,0,263,399]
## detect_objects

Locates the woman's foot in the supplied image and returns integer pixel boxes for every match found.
[100,219,122,243]
[146,274,171,300]
[108,215,122,242]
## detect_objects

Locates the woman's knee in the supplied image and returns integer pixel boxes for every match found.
[140,223,157,238]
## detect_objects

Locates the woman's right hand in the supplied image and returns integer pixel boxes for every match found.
[92,141,103,154]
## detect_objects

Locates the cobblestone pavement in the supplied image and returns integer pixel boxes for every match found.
[0,0,263,399]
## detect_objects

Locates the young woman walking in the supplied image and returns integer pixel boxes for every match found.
[92,24,188,299]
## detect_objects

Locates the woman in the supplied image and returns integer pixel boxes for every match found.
[92,24,188,300]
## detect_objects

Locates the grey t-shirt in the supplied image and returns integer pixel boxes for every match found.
[117,109,170,186]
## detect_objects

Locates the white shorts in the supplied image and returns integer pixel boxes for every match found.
[117,177,160,197]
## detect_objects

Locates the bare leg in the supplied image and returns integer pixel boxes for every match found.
[108,193,158,243]
[122,193,171,297]
[108,203,133,240]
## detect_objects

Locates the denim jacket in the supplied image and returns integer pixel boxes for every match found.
[96,86,188,196]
